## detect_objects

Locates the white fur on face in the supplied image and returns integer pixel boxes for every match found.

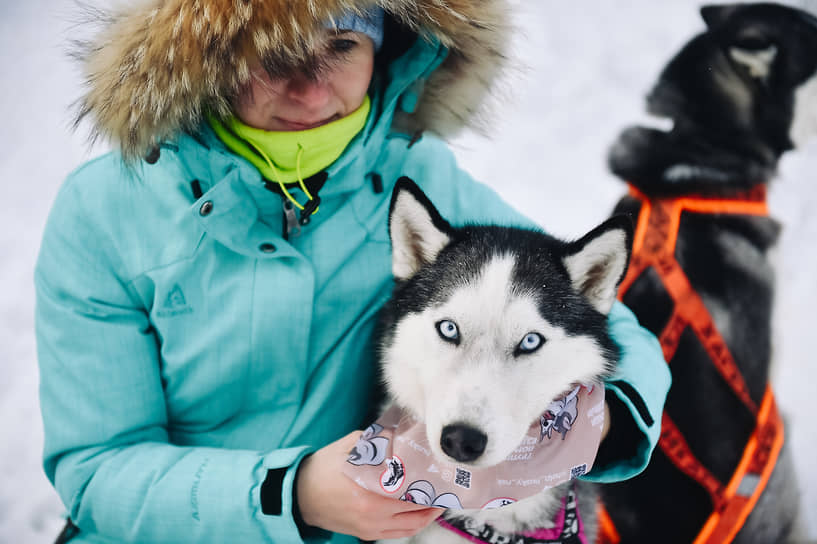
[381,255,610,468]
[790,72,817,148]
[663,163,732,183]
[634,107,675,133]
[728,45,778,80]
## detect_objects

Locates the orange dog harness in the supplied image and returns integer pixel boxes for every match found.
[598,185,785,544]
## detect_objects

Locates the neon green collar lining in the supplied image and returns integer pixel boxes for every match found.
[208,95,370,213]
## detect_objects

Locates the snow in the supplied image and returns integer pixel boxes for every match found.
[1,1,814,542]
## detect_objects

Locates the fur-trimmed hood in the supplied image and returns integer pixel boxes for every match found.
[72,0,511,160]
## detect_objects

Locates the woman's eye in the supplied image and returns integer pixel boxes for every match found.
[436,320,460,344]
[516,332,545,355]
[330,39,358,53]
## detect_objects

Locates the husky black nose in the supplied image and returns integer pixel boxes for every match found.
[440,424,488,462]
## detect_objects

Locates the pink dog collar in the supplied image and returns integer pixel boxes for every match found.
[343,384,604,510]
[438,484,588,544]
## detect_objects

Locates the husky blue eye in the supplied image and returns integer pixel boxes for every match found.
[516,332,544,354]
[436,320,460,344]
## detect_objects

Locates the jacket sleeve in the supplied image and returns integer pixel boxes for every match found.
[582,301,670,482]
[401,135,671,482]
[35,175,312,543]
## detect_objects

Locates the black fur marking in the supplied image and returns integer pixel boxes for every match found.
[609,3,817,196]
[676,212,779,408]
[380,223,620,371]
[666,327,755,483]
[621,267,674,338]
[602,446,714,544]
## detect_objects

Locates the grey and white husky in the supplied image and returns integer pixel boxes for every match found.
[602,3,817,543]
[376,178,632,543]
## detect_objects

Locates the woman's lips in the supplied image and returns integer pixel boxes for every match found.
[275,115,339,131]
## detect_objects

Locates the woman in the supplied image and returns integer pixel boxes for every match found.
[36,1,670,542]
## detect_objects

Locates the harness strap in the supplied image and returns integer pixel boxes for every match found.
[598,185,783,544]
[693,386,783,544]
[659,414,727,511]
[628,185,768,258]
[621,185,768,414]
[597,388,783,544]
[624,251,758,413]
[596,502,620,544]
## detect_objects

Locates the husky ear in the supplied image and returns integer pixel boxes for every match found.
[700,5,739,29]
[562,216,633,315]
[388,177,454,280]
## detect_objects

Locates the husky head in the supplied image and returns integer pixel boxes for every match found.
[610,3,817,193]
[379,178,632,467]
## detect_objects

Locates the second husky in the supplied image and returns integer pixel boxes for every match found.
[600,3,817,543]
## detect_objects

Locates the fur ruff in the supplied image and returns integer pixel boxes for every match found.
[71,0,511,160]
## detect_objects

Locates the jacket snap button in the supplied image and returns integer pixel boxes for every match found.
[199,201,214,216]
[259,243,277,253]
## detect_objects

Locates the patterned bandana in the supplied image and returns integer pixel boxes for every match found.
[342,384,605,510]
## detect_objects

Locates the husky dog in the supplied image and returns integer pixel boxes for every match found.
[377,178,632,543]
[601,4,817,543]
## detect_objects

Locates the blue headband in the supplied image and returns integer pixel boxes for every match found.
[329,8,385,52]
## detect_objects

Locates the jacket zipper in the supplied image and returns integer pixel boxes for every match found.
[282,198,301,239]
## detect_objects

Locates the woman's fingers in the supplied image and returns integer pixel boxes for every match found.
[392,506,442,526]
[376,508,442,540]
[296,430,441,539]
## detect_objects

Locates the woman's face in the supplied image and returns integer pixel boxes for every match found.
[233,31,375,131]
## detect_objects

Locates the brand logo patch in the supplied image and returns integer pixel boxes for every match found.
[156,284,193,317]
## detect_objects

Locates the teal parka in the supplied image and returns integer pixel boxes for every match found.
[36,2,670,543]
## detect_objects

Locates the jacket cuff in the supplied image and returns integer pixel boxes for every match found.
[582,301,670,483]
[583,384,654,482]
[260,456,332,540]
[254,446,317,541]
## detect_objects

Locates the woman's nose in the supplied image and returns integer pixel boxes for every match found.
[286,73,331,108]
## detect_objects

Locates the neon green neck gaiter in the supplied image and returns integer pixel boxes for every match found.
[208,95,370,186]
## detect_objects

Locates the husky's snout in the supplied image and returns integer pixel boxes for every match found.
[440,423,488,462]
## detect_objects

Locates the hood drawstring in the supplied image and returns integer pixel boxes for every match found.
[246,140,320,222]
[207,95,371,225]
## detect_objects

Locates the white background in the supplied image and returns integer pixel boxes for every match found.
[1,1,815,541]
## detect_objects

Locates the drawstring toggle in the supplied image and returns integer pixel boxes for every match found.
[299,196,321,225]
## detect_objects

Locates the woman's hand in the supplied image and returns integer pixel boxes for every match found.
[296,431,441,540]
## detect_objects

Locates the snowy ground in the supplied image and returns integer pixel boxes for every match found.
[1,1,815,542]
